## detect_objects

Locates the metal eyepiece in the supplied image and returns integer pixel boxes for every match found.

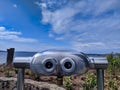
[45,61,53,69]
[60,57,75,73]
[42,58,56,73]
[64,62,72,69]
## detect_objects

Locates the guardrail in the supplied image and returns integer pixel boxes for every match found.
[13,49,108,90]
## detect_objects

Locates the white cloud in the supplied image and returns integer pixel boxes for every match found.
[38,0,120,53]
[72,42,105,52]
[35,2,47,9]
[48,33,54,38]
[13,4,17,8]
[0,26,37,42]
[0,40,70,51]
[73,42,105,48]
[40,0,120,33]
[55,37,64,40]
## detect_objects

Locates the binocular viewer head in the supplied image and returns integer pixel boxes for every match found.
[13,50,108,76]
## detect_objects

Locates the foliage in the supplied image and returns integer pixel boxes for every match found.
[106,53,120,90]
[108,78,119,90]
[0,67,5,72]
[64,76,73,90]
[25,69,32,75]
[31,73,40,81]
[13,68,18,74]
[83,72,97,90]
[107,53,120,75]
[4,71,12,77]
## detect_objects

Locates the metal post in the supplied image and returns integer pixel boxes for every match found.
[6,48,14,66]
[57,76,63,85]
[97,69,104,90]
[17,68,24,90]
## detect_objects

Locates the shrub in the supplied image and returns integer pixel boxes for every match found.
[108,78,119,90]
[83,72,97,90]
[25,69,32,75]
[0,67,5,72]
[64,76,73,90]
[107,53,120,75]
[4,71,13,77]
[13,68,18,74]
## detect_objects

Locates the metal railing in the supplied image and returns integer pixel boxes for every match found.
[13,49,108,90]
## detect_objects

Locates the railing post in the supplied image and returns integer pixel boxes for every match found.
[17,68,25,90]
[97,69,104,90]
[6,48,14,66]
[57,76,63,85]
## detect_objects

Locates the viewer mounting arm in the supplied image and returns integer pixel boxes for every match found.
[13,50,108,76]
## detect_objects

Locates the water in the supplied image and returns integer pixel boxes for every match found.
[0,51,36,64]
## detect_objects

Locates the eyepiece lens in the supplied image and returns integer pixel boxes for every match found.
[64,62,72,69]
[45,61,53,69]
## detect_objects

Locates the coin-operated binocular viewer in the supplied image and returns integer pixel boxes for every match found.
[13,50,108,90]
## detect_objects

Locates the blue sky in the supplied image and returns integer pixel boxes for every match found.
[0,0,120,53]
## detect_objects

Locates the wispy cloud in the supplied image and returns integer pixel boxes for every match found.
[37,0,120,53]
[0,26,37,42]
[13,4,17,8]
